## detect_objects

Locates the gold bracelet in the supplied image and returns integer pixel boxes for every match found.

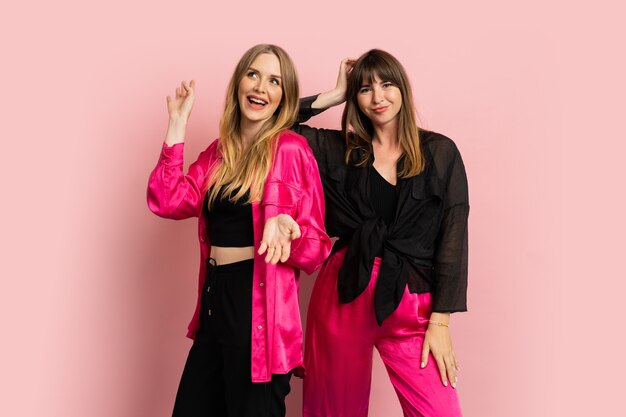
[428,320,449,327]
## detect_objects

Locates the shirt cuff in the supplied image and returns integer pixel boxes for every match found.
[159,142,185,166]
[297,94,325,123]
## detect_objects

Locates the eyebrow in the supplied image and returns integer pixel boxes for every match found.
[249,66,282,78]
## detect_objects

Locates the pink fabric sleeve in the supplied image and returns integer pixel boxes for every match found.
[147,142,215,220]
[284,149,332,274]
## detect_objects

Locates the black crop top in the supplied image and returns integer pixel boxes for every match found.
[202,186,254,247]
[369,166,398,227]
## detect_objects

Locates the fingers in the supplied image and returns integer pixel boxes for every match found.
[264,243,282,264]
[173,80,195,99]
[444,354,457,388]
[290,222,301,240]
[340,58,356,69]
[260,240,293,264]
[434,355,448,387]
[279,242,291,263]
[341,58,356,77]
[420,343,429,369]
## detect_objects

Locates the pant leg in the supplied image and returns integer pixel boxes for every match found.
[222,344,293,417]
[303,250,378,417]
[376,291,463,417]
[171,261,226,417]
[215,259,293,417]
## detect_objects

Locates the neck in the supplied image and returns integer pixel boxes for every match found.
[239,120,263,150]
[372,119,400,149]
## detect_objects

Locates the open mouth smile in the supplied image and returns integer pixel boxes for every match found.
[247,95,268,107]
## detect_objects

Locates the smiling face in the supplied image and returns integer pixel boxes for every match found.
[237,53,283,131]
[356,73,403,129]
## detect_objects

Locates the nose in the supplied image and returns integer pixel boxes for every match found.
[373,87,384,104]
[253,79,266,94]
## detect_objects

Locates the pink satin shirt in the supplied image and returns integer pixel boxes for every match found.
[147,130,332,382]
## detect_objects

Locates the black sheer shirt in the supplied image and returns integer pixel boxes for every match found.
[293,96,470,324]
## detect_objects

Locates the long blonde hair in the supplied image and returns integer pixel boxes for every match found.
[342,49,425,178]
[207,44,299,206]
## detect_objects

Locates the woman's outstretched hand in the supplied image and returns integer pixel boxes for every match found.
[421,313,460,389]
[165,80,195,146]
[258,214,302,264]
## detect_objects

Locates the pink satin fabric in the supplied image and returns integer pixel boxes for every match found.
[147,131,332,382]
[303,248,463,417]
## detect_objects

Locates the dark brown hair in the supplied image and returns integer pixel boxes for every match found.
[341,49,424,177]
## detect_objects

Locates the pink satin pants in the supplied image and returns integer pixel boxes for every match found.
[303,249,463,417]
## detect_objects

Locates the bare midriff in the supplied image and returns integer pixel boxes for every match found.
[210,246,255,265]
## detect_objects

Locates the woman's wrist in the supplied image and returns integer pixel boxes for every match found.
[165,118,187,145]
[429,312,450,325]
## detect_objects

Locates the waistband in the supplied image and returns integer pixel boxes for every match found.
[205,257,255,274]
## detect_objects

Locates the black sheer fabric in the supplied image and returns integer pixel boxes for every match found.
[293,95,469,323]
[203,187,254,248]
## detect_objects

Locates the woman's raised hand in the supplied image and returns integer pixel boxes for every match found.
[335,58,356,96]
[311,58,355,110]
[164,80,195,146]
[166,80,196,122]
[258,214,302,264]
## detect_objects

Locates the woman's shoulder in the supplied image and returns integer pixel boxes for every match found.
[275,130,315,158]
[277,129,309,147]
[420,129,462,160]
[196,138,221,161]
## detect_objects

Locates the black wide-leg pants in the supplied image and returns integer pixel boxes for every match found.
[172,259,292,417]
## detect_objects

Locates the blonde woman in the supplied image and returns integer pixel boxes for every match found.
[147,44,331,417]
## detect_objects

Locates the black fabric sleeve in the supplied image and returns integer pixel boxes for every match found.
[297,95,326,123]
[431,140,470,312]
[292,95,346,176]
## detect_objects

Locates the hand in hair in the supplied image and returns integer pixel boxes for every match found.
[258,214,302,264]
[336,57,356,95]
[164,80,195,146]
[310,58,356,110]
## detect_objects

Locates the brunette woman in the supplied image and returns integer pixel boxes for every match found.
[294,50,469,417]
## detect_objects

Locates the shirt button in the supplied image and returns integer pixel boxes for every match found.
[257,325,263,330]
[200,236,205,242]
[259,282,264,287]
[208,309,212,316]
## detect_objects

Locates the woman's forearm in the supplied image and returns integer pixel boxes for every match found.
[310,58,354,109]
[311,88,346,110]
[165,117,188,146]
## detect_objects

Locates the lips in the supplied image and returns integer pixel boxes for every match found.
[372,105,389,114]
[247,95,268,108]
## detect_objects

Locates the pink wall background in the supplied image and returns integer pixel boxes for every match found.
[2,0,624,416]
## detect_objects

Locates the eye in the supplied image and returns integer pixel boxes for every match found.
[247,70,258,79]
[270,78,281,86]
[382,82,394,89]
[359,86,371,94]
